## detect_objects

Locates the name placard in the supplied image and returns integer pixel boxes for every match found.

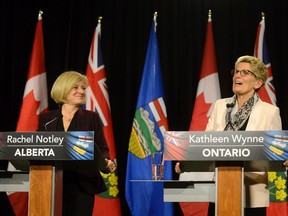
[164,131,288,161]
[0,131,94,160]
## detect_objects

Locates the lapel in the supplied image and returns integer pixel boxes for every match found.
[75,108,85,130]
[246,99,262,130]
[44,109,62,131]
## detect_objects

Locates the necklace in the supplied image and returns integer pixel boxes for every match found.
[62,105,78,123]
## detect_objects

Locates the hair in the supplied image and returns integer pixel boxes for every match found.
[51,71,88,105]
[235,55,268,86]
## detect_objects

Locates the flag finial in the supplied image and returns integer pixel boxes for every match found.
[98,16,102,24]
[153,12,158,21]
[261,12,265,20]
[38,10,43,20]
[153,12,158,31]
[208,9,212,18]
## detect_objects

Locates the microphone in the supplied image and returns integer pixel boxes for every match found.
[37,114,63,131]
[226,103,234,108]
[224,102,234,131]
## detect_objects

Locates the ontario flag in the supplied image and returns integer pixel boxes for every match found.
[85,19,121,216]
[254,14,288,216]
[7,11,48,216]
[254,15,276,106]
[125,13,173,216]
[181,11,221,216]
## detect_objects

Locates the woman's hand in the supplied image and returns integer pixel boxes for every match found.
[175,162,181,174]
[105,158,117,173]
[283,160,288,168]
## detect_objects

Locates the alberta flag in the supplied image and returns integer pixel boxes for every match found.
[85,19,121,216]
[125,14,173,216]
[254,15,288,216]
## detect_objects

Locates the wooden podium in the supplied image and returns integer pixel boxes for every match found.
[216,161,243,216]
[164,131,287,216]
[0,131,105,216]
[29,163,56,216]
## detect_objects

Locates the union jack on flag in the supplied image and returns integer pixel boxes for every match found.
[85,19,116,162]
[85,25,109,127]
[254,17,276,106]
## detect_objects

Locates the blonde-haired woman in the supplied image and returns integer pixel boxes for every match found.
[38,71,116,216]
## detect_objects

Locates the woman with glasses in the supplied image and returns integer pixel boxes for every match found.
[175,55,287,215]
[206,55,284,215]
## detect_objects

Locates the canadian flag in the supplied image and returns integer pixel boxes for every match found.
[181,12,221,216]
[189,14,220,131]
[8,11,48,216]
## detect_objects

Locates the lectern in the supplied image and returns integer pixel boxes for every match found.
[0,131,105,216]
[164,131,287,216]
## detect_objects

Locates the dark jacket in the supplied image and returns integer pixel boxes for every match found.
[38,108,109,194]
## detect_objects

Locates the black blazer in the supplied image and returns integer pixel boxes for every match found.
[38,108,110,194]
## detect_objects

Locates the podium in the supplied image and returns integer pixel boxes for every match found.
[164,131,287,216]
[0,131,106,216]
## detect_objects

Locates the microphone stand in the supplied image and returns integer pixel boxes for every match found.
[224,103,234,131]
[37,114,63,131]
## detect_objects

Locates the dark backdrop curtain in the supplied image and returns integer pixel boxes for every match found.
[1,0,288,215]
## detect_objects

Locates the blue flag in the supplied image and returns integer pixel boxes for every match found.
[125,16,173,216]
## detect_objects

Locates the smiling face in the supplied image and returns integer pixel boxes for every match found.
[66,80,87,106]
[232,62,263,98]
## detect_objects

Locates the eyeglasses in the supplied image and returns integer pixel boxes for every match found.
[231,69,257,77]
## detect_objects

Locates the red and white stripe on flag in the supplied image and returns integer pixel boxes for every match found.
[149,97,168,135]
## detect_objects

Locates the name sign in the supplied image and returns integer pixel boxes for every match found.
[164,131,288,161]
[0,131,94,160]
